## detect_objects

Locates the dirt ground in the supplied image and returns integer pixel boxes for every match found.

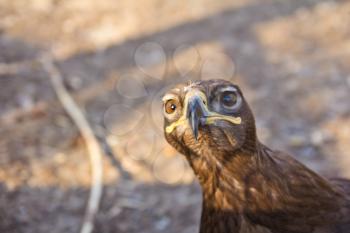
[1,0,350,232]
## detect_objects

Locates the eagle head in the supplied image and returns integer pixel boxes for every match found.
[162,79,257,159]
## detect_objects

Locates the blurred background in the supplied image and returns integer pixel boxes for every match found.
[1,0,350,232]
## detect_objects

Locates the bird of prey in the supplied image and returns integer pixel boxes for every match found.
[162,79,350,233]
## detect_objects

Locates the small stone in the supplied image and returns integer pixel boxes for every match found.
[311,130,326,145]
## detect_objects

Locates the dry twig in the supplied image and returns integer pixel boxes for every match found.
[40,54,103,233]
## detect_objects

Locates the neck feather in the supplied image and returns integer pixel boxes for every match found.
[191,143,274,233]
[188,142,272,210]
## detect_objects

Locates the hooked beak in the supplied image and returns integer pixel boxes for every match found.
[187,95,208,140]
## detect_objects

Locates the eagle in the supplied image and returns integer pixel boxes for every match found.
[162,79,350,233]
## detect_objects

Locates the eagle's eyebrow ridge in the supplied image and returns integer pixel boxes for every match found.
[162,93,178,102]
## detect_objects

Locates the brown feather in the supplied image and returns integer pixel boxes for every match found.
[163,80,350,233]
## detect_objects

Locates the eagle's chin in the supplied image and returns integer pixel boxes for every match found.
[175,124,240,158]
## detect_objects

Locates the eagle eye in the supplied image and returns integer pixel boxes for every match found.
[215,88,242,112]
[221,91,237,108]
[164,99,178,114]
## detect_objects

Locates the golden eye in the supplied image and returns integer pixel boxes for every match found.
[220,91,237,108]
[165,99,178,114]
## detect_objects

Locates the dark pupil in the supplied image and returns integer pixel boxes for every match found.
[165,100,177,114]
[221,92,237,107]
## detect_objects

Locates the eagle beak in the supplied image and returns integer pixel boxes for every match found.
[187,95,208,140]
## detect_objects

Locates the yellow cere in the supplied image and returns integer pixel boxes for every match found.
[165,90,242,134]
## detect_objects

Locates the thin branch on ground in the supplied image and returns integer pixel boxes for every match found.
[40,54,103,233]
